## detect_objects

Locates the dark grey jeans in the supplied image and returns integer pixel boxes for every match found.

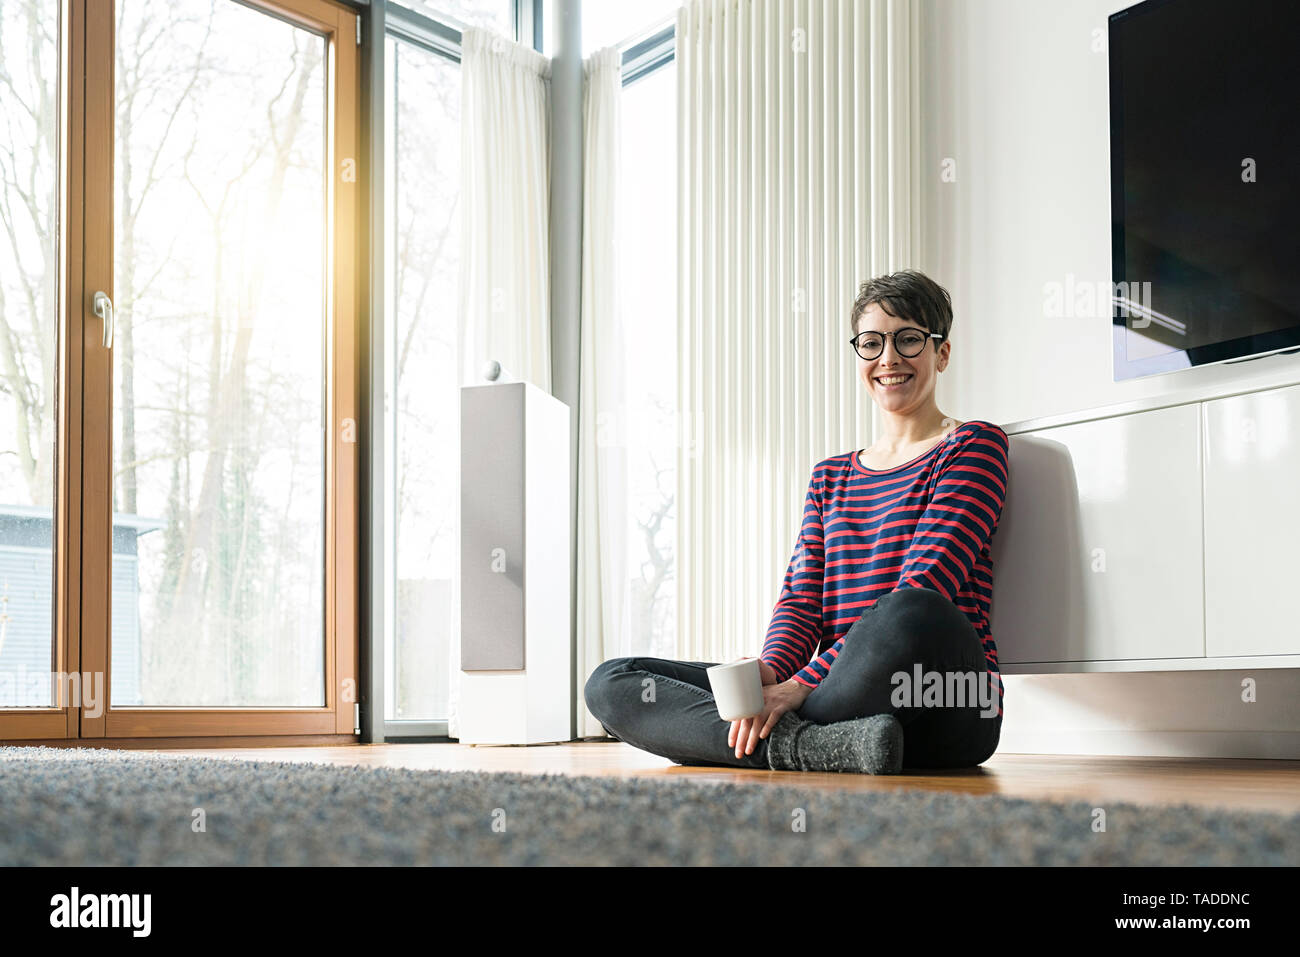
[583,586,1002,771]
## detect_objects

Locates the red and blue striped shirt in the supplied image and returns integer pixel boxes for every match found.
[760,420,1010,717]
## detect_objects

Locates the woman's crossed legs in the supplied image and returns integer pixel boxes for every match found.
[583,586,1002,771]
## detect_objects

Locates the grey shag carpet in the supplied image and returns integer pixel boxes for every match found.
[1,745,1296,866]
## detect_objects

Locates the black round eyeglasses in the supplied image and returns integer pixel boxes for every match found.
[849,327,944,361]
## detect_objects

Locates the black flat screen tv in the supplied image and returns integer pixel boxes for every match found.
[1109,0,1300,380]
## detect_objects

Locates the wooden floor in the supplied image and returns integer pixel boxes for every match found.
[141,740,1300,816]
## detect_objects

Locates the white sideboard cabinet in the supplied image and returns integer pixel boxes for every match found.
[989,380,1300,675]
[1202,383,1300,658]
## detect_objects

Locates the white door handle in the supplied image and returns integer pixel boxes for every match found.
[93,291,113,349]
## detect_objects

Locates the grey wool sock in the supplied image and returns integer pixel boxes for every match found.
[766,710,904,774]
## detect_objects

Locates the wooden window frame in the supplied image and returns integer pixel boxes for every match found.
[0,0,361,745]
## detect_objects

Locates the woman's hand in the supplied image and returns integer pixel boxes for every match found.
[728,678,814,760]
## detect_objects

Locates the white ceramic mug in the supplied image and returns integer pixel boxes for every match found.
[706,658,765,721]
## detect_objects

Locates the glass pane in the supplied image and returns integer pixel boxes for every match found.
[398,1,513,37]
[620,61,677,658]
[386,39,460,721]
[543,0,680,56]
[0,0,59,708]
[112,0,326,707]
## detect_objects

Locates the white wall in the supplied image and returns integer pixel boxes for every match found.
[919,0,1300,758]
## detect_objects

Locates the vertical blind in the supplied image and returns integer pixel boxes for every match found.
[675,0,920,664]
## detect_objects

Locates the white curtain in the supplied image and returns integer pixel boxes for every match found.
[575,46,624,739]
[675,0,921,664]
[448,27,551,739]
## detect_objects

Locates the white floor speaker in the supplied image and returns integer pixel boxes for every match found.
[457,379,571,744]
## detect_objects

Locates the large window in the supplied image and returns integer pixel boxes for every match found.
[0,0,359,742]
[384,32,461,722]
[0,0,59,707]
[378,2,681,729]
[111,0,328,708]
[4,0,679,739]
[619,59,677,659]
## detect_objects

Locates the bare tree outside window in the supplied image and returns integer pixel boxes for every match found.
[110,0,327,707]
[0,0,59,706]
[621,61,678,661]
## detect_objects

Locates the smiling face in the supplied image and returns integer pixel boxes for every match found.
[853,301,951,414]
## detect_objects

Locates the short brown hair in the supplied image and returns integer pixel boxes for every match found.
[850,269,953,342]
